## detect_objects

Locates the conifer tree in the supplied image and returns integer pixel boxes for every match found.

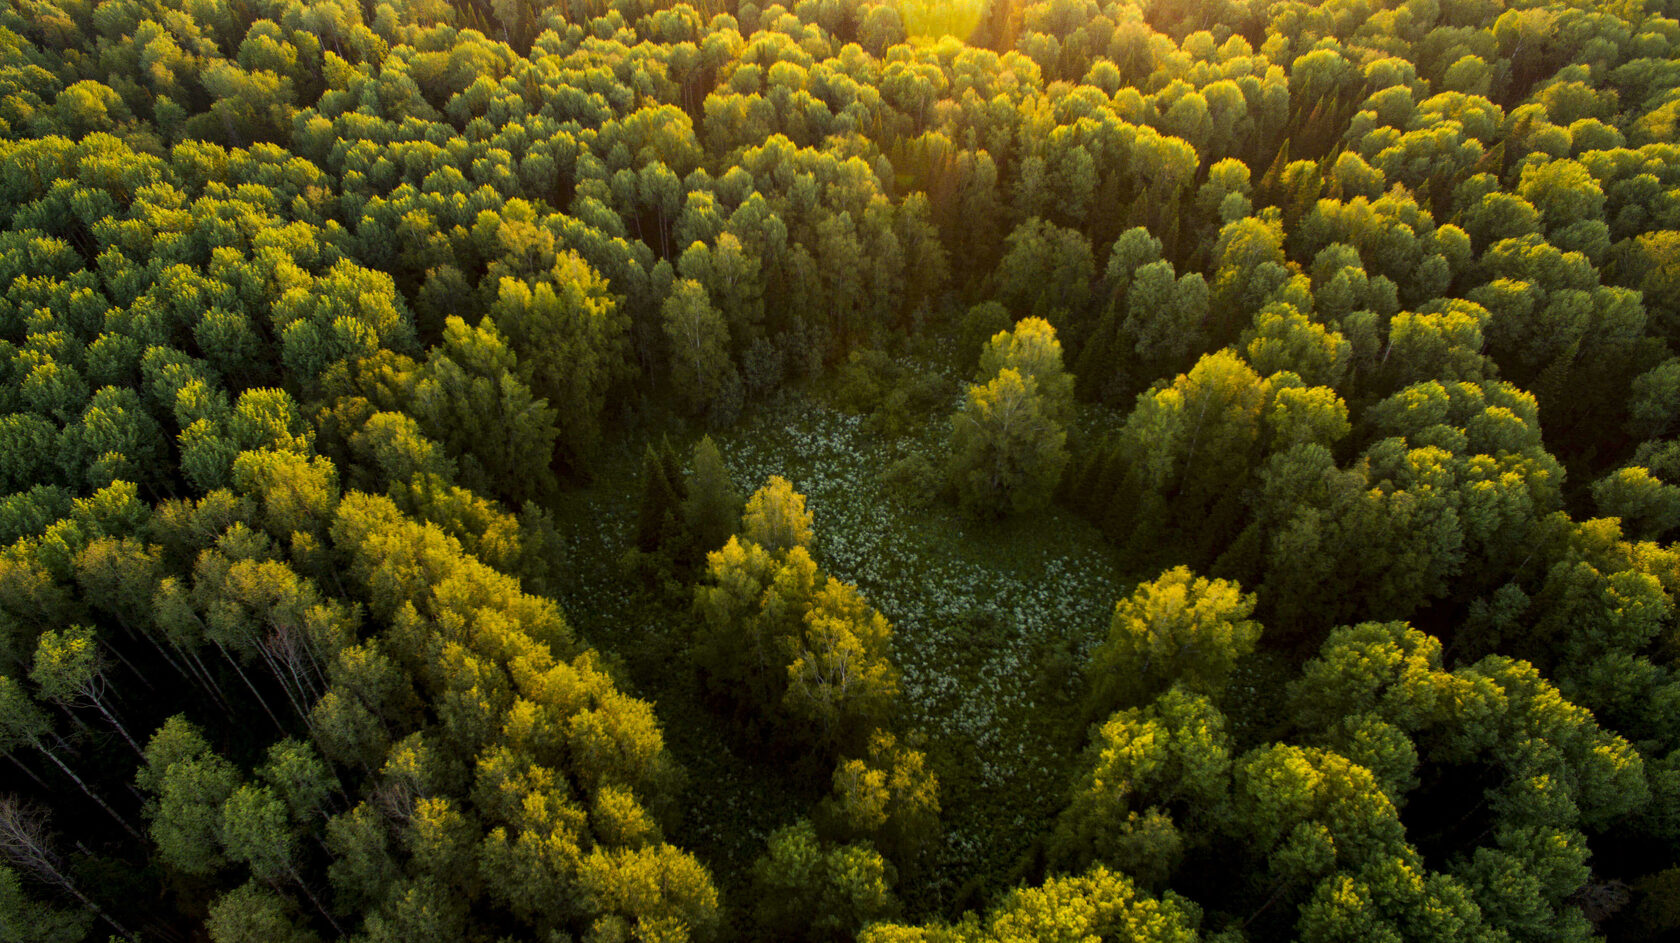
[683,435,741,555]
[635,443,686,554]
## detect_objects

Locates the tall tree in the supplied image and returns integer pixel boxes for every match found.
[683,435,742,555]
[1085,567,1261,717]
[947,368,1069,515]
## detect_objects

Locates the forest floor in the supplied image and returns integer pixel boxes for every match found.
[549,351,1132,920]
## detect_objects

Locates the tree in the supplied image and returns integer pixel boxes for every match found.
[860,865,1200,943]
[785,578,902,750]
[960,303,1014,371]
[410,316,559,505]
[634,442,687,555]
[58,385,167,490]
[1517,159,1605,234]
[576,843,721,940]
[742,476,813,553]
[1125,265,1214,393]
[1593,467,1680,540]
[976,317,1074,421]
[752,819,899,942]
[0,861,92,943]
[219,787,294,886]
[219,781,338,932]
[490,252,631,470]
[1051,686,1231,887]
[0,797,126,938]
[137,715,239,876]
[204,882,319,943]
[1089,350,1269,557]
[663,278,740,418]
[272,261,418,396]
[1297,855,1496,943]
[693,473,901,751]
[819,731,940,865]
[993,218,1097,339]
[947,368,1068,515]
[1085,567,1261,717]
[29,625,141,756]
[1623,231,1680,345]
[1229,744,1409,898]
[0,677,137,840]
[0,415,62,493]
[1244,303,1350,388]
[693,536,801,712]
[683,435,742,555]
[1626,358,1680,441]
[324,802,398,913]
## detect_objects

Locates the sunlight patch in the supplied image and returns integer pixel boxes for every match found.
[896,0,986,40]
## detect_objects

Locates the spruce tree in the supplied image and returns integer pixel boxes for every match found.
[635,443,686,554]
[683,435,742,555]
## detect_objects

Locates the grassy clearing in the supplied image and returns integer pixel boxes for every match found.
[550,358,1132,919]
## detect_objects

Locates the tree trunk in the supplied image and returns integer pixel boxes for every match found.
[34,745,141,841]
[88,693,144,759]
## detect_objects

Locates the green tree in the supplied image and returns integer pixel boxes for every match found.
[634,442,687,555]
[752,819,899,942]
[741,475,813,553]
[1085,567,1261,717]
[947,368,1068,515]
[137,715,239,876]
[977,317,1074,421]
[683,435,742,555]
[663,278,739,419]
[411,316,559,505]
[0,862,92,943]
[490,252,631,470]
[1593,467,1680,540]
[819,730,940,864]
[785,578,902,750]
[860,865,1200,943]
[29,625,141,756]
[1050,686,1232,887]
[205,882,319,943]
[993,218,1097,339]
[0,798,122,939]
[0,677,137,839]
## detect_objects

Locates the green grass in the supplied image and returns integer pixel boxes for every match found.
[550,358,1133,919]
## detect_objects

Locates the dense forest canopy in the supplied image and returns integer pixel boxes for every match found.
[2,0,1680,938]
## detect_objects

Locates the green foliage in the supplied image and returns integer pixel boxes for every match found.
[947,368,1068,516]
[861,865,1201,943]
[490,252,630,471]
[3,1,1680,940]
[0,865,90,943]
[1050,686,1231,887]
[975,318,1073,422]
[683,435,741,554]
[205,883,319,943]
[138,715,239,877]
[635,441,687,555]
[693,516,901,751]
[752,819,899,942]
[664,278,740,421]
[741,475,814,554]
[1085,567,1261,716]
[819,730,940,864]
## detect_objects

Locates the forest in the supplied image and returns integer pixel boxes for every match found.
[1,0,1680,938]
